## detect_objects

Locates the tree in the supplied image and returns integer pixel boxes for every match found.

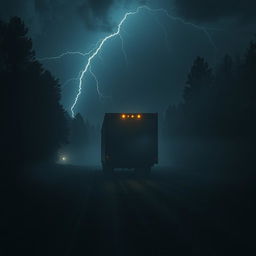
[183,56,213,105]
[240,38,256,135]
[1,17,68,172]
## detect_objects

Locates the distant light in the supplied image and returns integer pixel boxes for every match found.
[62,156,66,161]
[127,115,130,118]
[137,114,141,119]
[131,115,134,118]
[121,114,126,119]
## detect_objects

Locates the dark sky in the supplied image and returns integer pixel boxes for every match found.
[1,0,255,124]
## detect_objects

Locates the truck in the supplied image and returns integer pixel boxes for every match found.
[101,113,158,174]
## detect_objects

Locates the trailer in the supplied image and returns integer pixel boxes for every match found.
[101,113,158,173]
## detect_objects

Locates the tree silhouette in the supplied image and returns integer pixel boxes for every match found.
[1,17,68,174]
[183,56,213,105]
[240,38,256,136]
[167,48,255,137]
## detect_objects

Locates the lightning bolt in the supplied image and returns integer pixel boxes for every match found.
[70,8,145,117]
[119,34,128,64]
[145,6,219,52]
[37,40,104,61]
[39,5,219,118]
[38,51,92,62]
[89,66,110,100]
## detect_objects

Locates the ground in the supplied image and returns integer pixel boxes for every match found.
[3,165,255,256]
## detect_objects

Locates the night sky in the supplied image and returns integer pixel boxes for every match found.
[1,0,255,124]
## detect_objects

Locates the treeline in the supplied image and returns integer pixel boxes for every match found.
[164,38,256,139]
[1,17,69,174]
[1,17,100,175]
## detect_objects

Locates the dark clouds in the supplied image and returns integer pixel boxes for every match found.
[0,0,148,34]
[2,0,256,33]
[77,0,115,31]
[1,0,256,124]
[174,0,256,23]
[0,0,117,32]
[77,0,147,31]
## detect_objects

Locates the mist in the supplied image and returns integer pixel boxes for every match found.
[2,1,255,255]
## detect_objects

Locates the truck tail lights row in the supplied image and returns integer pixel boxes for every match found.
[121,114,141,119]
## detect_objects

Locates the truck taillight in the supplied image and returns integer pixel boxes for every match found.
[121,114,142,119]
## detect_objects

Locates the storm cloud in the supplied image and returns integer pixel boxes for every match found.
[34,0,117,30]
[0,0,146,33]
[1,0,255,124]
[77,0,115,31]
[77,0,148,31]
[174,0,256,23]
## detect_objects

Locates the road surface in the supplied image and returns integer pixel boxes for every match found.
[4,165,255,256]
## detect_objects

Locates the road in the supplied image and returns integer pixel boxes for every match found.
[5,165,255,256]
